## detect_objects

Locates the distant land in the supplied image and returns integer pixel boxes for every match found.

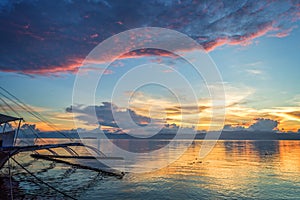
[19,130,300,140]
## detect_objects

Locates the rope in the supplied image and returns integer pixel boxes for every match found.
[0,89,73,141]
[0,96,47,144]
[0,97,22,118]
[0,91,70,145]
[19,120,48,144]
[10,156,76,200]
[0,87,67,134]
[8,157,14,200]
[0,100,8,114]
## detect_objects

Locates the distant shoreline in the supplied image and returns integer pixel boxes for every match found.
[19,131,300,140]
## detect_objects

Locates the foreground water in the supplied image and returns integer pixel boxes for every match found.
[1,140,300,199]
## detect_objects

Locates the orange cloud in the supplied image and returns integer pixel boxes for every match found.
[204,24,275,52]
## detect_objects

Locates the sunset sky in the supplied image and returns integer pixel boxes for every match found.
[0,0,300,132]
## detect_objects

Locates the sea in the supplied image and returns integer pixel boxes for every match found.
[1,139,300,199]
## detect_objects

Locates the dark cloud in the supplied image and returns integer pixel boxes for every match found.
[65,102,198,136]
[223,124,246,131]
[66,102,151,128]
[0,0,299,75]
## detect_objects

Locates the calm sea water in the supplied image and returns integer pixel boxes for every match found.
[1,139,300,199]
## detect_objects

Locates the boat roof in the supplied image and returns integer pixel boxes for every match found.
[0,113,23,124]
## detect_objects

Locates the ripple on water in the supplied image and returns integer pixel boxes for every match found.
[1,140,300,199]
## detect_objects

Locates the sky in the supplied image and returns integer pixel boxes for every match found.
[0,0,300,132]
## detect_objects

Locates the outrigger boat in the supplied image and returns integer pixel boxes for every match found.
[0,113,124,178]
[0,86,125,199]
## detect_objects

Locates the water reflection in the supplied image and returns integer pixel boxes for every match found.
[114,140,300,199]
[1,140,300,199]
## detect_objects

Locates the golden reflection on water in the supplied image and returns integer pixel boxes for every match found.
[278,140,300,173]
[32,139,300,175]
[127,140,300,196]
[11,139,300,199]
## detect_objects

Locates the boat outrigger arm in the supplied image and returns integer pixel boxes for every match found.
[0,114,124,178]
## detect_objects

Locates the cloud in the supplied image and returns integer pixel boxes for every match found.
[246,69,263,75]
[223,124,246,131]
[65,101,199,135]
[248,118,279,132]
[287,94,300,106]
[63,88,300,132]
[224,105,299,132]
[66,102,151,128]
[223,118,279,132]
[121,83,255,130]
[0,0,299,75]
[287,111,300,119]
